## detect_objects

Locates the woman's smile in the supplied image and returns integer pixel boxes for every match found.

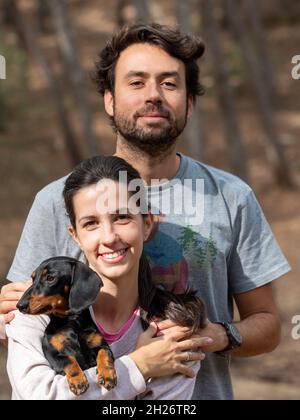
[97,247,130,265]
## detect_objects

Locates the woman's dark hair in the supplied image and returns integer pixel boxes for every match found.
[93,22,205,103]
[63,155,206,333]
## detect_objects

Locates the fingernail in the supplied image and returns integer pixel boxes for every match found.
[205,338,213,344]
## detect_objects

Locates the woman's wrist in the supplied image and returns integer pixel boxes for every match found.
[128,350,151,380]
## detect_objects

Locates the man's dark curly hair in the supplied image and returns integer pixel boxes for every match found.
[93,22,206,103]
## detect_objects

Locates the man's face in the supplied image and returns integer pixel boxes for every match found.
[104,43,193,157]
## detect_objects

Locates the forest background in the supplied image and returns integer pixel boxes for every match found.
[0,0,299,400]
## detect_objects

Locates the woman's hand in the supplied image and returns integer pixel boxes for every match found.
[129,322,212,380]
[0,280,32,323]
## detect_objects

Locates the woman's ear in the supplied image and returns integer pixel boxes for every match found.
[104,89,114,117]
[143,214,154,242]
[68,225,81,248]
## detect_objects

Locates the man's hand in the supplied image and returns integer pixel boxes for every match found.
[193,320,229,353]
[0,280,32,323]
[156,318,228,354]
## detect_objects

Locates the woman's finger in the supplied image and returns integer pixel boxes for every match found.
[0,291,24,302]
[0,300,18,315]
[179,351,206,363]
[4,312,15,324]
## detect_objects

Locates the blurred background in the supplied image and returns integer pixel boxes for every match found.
[0,0,299,400]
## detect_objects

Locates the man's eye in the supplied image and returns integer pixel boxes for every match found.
[130,81,143,87]
[162,81,176,89]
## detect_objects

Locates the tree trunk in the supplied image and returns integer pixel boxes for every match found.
[2,0,28,50]
[201,0,248,181]
[37,0,51,33]
[133,0,150,22]
[116,0,127,27]
[225,0,293,188]
[13,1,82,166]
[242,0,277,104]
[47,0,100,157]
[176,0,204,162]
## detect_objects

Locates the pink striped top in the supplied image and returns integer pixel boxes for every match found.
[95,308,140,344]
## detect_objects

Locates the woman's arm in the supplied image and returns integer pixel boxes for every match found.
[6,312,146,400]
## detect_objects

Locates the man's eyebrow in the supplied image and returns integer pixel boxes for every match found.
[124,71,181,79]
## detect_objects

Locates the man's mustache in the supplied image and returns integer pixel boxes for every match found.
[134,105,170,120]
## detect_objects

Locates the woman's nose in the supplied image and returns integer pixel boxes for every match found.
[101,223,119,245]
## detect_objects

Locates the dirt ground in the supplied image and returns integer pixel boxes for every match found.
[0,0,299,400]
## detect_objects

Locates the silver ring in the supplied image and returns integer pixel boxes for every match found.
[186,352,191,362]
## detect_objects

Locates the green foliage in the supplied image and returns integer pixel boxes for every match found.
[0,34,29,132]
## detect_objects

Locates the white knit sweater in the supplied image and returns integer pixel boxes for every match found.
[5,310,200,400]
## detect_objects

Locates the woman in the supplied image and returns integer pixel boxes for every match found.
[6,156,206,400]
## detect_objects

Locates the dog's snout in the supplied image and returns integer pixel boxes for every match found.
[17,299,29,313]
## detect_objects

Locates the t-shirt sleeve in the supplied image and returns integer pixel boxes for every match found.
[228,189,291,294]
[7,193,57,282]
[6,313,146,400]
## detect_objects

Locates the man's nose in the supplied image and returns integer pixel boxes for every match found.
[145,82,163,105]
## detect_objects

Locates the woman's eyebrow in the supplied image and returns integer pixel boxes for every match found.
[78,215,96,223]
[113,207,131,214]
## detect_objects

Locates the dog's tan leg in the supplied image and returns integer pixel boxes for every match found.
[97,348,117,391]
[64,356,89,396]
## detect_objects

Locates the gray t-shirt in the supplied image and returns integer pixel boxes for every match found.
[7,153,291,400]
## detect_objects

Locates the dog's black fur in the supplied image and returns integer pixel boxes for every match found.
[17,256,117,396]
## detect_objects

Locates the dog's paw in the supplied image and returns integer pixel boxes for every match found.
[68,376,89,396]
[98,371,117,391]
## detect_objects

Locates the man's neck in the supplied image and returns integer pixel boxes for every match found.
[114,137,181,185]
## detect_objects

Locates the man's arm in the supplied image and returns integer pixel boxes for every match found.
[196,282,281,356]
[0,280,32,345]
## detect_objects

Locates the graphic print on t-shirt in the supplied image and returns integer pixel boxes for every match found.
[144,217,218,293]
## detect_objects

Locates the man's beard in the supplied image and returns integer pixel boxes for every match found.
[111,103,188,158]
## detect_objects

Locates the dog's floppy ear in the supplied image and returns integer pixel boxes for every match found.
[69,261,103,314]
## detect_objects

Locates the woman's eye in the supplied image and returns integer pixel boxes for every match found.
[83,221,97,229]
[115,215,131,222]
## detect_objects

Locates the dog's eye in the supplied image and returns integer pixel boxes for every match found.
[45,274,57,283]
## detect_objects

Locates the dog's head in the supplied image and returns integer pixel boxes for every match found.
[17,257,102,317]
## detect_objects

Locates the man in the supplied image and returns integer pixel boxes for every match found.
[0,23,290,399]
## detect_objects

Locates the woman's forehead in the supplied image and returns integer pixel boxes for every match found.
[73,181,142,216]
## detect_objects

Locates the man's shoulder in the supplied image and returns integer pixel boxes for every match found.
[35,174,69,206]
[182,154,252,200]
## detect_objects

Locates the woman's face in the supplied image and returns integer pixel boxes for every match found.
[68,180,152,284]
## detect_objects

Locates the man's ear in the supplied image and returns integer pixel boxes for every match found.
[187,95,193,119]
[69,262,103,314]
[104,89,114,117]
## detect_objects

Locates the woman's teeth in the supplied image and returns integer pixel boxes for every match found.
[100,249,127,259]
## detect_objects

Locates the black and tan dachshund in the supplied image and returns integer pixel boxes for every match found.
[17,256,117,396]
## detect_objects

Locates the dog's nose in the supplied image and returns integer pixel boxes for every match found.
[17,300,29,313]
